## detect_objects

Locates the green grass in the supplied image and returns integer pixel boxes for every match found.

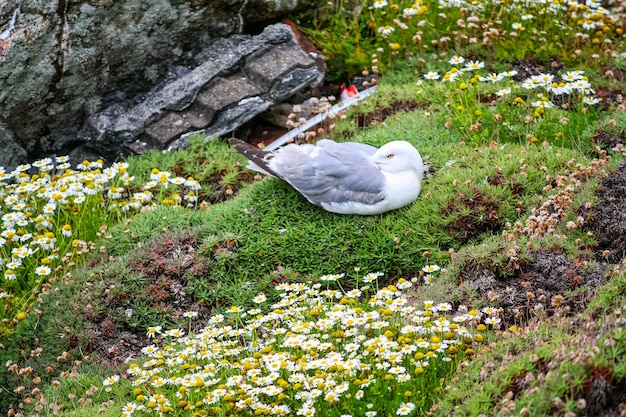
[103,109,594,287]
[296,0,624,81]
[2,77,623,417]
[2,0,626,415]
[2,97,617,415]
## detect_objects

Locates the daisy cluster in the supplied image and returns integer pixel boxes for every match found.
[423,56,602,110]
[373,0,621,42]
[368,0,623,73]
[108,270,498,417]
[0,157,201,327]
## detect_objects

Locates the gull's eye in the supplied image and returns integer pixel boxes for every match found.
[386,154,395,159]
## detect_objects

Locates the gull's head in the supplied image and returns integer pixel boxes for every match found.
[372,140,424,175]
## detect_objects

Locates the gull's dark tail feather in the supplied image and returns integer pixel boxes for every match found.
[228,138,279,177]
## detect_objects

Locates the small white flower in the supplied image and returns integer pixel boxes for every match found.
[443,71,461,82]
[403,6,417,18]
[485,317,501,326]
[378,25,395,38]
[448,55,465,65]
[35,266,51,276]
[253,293,267,303]
[320,273,344,281]
[423,274,435,285]
[464,60,484,71]
[482,306,498,315]
[146,326,162,337]
[169,177,186,185]
[396,402,416,416]
[479,73,504,83]
[496,88,511,97]
[582,96,600,105]
[103,374,120,386]
[561,70,584,81]
[422,265,440,273]
[436,302,452,312]
[389,365,406,374]
[32,158,52,168]
[531,100,554,109]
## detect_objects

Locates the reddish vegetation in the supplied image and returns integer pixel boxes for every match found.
[86,236,216,366]
[443,189,504,243]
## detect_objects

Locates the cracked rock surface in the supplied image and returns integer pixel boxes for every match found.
[0,0,324,168]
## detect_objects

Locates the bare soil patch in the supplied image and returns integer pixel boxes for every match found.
[459,161,626,327]
[584,162,626,263]
[460,249,606,325]
[443,188,506,244]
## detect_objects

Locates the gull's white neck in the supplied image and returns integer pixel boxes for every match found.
[380,170,422,210]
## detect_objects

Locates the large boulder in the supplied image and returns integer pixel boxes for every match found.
[0,0,325,168]
[80,23,324,156]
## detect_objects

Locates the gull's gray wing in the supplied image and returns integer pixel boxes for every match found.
[269,139,386,206]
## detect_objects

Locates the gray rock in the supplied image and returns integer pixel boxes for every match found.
[82,23,323,153]
[0,0,325,165]
[0,124,28,171]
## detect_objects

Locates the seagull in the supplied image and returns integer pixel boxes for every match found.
[229,138,424,215]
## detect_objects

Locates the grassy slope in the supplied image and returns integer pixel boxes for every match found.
[4,79,625,416]
[104,110,588,290]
